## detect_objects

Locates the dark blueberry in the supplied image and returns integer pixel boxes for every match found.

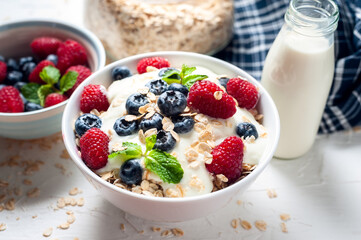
[46,54,58,65]
[75,113,102,136]
[14,81,27,91]
[145,79,168,95]
[158,67,181,79]
[0,84,5,90]
[0,55,5,62]
[5,71,23,85]
[19,56,35,69]
[111,66,132,81]
[168,83,189,96]
[218,77,230,90]
[154,130,176,152]
[125,93,149,115]
[21,62,36,80]
[139,113,163,132]
[157,90,187,116]
[236,122,258,139]
[25,102,43,112]
[113,116,139,136]
[119,159,143,185]
[6,58,19,71]
[172,116,195,134]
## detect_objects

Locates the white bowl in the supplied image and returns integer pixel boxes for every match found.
[62,51,280,222]
[0,19,106,139]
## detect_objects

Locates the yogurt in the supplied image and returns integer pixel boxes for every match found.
[98,67,269,197]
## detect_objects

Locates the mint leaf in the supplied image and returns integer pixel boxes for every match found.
[180,64,196,79]
[161,69,181,85]
[145,135,157,153]
[38,85,54,106]
[108,142,143,165]
[59,70,78,93]
[183,74,208,89]
[144,149,184,184]
[21,83,41,104]
[39,66,60,85]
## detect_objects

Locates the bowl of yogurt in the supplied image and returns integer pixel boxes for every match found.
[62,51,280,222]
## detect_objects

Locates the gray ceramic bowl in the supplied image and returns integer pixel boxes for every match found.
[0,19,105,139]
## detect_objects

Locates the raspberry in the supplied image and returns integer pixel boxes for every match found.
[44,93,67,108]
[30,37,62,59]
[56,40,88,74]
[0,61,7,83]
[79,128,110,170]
[65,65,92,96]
[206,136,244,183]
[80,84,109,113]
[187,80,237,119]
[0,86,24,113]
[227,77,259,109]
[136,57,170,74]
[28,60,55,84]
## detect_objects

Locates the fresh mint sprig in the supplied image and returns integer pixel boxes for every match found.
[108,135,184,184]
[21,65,78,107]
[161,64,208,89]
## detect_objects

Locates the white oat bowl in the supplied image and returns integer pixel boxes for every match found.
[62,51,280,222]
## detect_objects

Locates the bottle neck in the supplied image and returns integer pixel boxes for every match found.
[285,0,339,37]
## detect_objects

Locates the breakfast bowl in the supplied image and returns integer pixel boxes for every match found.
[0,18,105,139]
[62,51,280,222]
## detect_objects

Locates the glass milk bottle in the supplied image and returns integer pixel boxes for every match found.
[261,0,339,159]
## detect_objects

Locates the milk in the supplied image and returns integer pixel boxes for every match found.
[261,27,334,159]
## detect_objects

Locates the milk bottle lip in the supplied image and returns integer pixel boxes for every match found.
[285,0,339,37]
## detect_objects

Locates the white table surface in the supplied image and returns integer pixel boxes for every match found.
[1,1,361,240]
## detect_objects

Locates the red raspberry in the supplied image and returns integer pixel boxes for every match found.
[80,84,109,113]
[206,136,244,183]
[227,77,259,110]
[0,86,24,113]
[30,37,62,58]
[65,65,92,96]
[28,60,55,84]
[0,61,7,83]
[44,93,67,108]
[79,128,110,170]
[56,39,88,74]
[187,80,237,119]
[136,57,170,74]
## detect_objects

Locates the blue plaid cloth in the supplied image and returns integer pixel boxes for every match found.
[215,0,361,133]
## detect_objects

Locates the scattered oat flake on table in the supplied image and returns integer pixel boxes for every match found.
[27,187,40,198]
[23,179,32,185]
[69,187,79,196]
[0,223,6,231]
[58,222,70,230]
[161,230,171,237]
[240,220,252,230]
[267,188,277,198]
[280,213,291,221]
[280,222,288,233]
[77,197,84,206]
[120,223,125,231]
[151,226,161,232]
[67,214,76,224]
[171,228,184,237]
[231,219,239,229]
[60,149,70,159]
[255,220,267,231]
[43,227,53,237]
[5,198,15,210]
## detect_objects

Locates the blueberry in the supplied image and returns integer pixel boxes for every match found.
[14,81,27,91]
[21,62,36,80]
[125,93,149,115]
[19,56,35,69]
[113,116,139,136]
[19,93,28,105]
[46,54,58,65]
[168,83,189,96]
[218,77,230,90]
[236,122,258,139]
[172,116,195,134]
[158,67,181,79]
[0,84,5,90]
[119,159,143,185]
[25,102,43,112]
[139,113,163,132]
[6,58,19,71]
[154,130,176,152]
[75,113,102,136]
[0,55,5,62]
[145,79,168,95]
[5,71,23,85]
[157,90,187,116]
[112,66,131,81]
